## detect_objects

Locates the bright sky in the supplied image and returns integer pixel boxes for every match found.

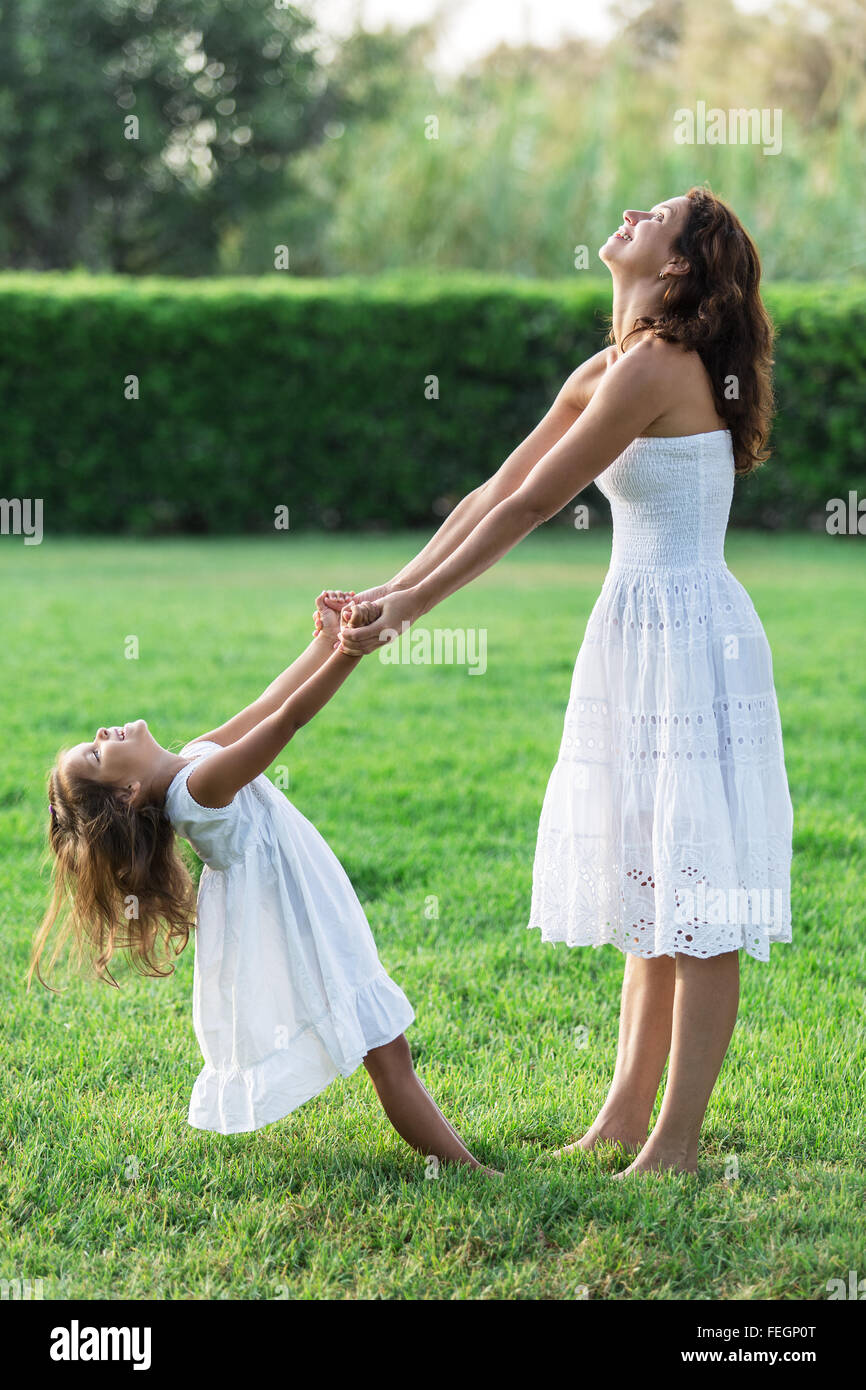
[310,0,780,72]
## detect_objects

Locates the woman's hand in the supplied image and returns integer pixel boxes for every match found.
[349,581,397,607]
[337,588,421,656]
[339,598,382,641]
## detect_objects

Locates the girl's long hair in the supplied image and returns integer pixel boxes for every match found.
[611,185,776,475]
[29,756,197,991]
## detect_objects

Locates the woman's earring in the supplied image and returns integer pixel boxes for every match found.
[658,271,667,279]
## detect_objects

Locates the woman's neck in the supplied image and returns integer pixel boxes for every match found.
[610,278,667,355]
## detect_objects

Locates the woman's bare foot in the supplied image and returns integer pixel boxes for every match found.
[556,1123,644,1156]
[612,1139,698,1178]
[550,1110,648,1158]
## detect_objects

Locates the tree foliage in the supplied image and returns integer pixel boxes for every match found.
[0,0,343,272]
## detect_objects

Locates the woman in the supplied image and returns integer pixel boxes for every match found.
[322,186,793,1176]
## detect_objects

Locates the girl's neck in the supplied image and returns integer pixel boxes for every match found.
[143,751,192,806]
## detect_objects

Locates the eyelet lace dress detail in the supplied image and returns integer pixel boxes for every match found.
[527,432,793,963]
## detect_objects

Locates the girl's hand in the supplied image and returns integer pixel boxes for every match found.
[313,581,395,636]
[313,590,356,641]
[337,589,421,656]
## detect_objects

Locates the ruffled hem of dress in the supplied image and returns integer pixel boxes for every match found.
[187,969,415,1134]
[526,915,792,963]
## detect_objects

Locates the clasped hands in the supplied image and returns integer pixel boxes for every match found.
[311,586,420,656]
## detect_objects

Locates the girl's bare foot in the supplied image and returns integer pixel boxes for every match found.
[364,1036,490,1175]
[431,1157,504,1179]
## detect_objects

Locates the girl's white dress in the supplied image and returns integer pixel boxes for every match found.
[527,430,793,962]
[165,740,414,1134]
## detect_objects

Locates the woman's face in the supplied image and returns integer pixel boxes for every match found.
[63,719,161,789]
[599,194,690,275]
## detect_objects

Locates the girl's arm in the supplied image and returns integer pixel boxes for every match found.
[195,592,354,747]
[338,347,668,654]
[188,647,363,809]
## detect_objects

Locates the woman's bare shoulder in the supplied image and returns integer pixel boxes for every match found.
[561,337,717,426]
[560,346,619,411]
[619,336,727,434]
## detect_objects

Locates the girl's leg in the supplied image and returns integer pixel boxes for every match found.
[363,1034,498,1174]
[555,952,676,1155]
[616,948,740,1176]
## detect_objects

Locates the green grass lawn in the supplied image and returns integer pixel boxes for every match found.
[1,528,863,1300]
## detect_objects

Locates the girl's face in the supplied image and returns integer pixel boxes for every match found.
[64,719,162,788]
[599,194,689,274]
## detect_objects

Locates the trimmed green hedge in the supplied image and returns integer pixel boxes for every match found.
[1,271,864,534]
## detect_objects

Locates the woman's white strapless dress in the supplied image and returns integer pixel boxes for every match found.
[527,430,793,963]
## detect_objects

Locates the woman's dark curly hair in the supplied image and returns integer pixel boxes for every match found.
[611,185,776,475]
[28,755,197,991]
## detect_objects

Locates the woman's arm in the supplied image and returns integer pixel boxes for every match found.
[188,646,364,808]
[338,346,669,654]
[194,592,354,748]
[325,353,611,609]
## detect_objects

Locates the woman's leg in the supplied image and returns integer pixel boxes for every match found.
[363,1034,499,1174]
[616,948,740,1176]
[555,953,676,1155]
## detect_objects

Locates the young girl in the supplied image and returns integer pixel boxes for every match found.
[30,593,493,1174]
